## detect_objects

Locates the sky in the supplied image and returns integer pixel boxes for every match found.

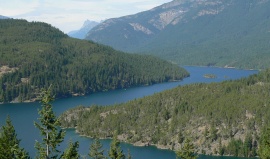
[0,0,172,33]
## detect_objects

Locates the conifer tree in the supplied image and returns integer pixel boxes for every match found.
[89,138,105,159]
[259,127,270,159]
[176,138,197,159]
[127,149,132,159]
[61,141,80,159]
[34,86,65,159]
[0,116,30,159]
[109,132,125,159]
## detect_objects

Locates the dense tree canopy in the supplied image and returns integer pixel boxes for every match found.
[60,69,270,157]
[0,19,189,103]
[258,128,270,159]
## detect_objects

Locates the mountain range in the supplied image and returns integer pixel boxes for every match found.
[68,20,99,39]
[86,0,270,69]
[0,15,9,19]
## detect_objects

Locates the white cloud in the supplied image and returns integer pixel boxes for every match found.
[0,0,39,16]
[1,0,172,33]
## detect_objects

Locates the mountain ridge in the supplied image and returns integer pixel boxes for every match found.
[68,20,99,39]
[0,19,189,103]
[86,0,270,69]
[0,15,9,19]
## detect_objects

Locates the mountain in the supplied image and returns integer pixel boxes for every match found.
[86,0,270,69]
[68,20,99,39]
[0,19,189,103]
[60,69,270,157]
[0,15,9,19]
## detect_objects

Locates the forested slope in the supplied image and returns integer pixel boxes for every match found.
[60,69,270,157]
[0,19,189,103]
[86,0,270,69]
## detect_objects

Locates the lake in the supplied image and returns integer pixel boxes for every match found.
[0,66,258,158]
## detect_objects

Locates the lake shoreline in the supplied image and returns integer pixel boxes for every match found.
[1,66,259,159]
[63,127,248,158]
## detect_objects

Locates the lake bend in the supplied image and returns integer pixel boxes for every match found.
[0,66,258,158]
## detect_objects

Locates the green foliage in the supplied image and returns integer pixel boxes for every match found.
[60,68,270,156]
[61,141,80,159]
[127,149,132,159]
[0,116,30,159]
[259,127,270,159]
[225,139,243,157]
[86,0,270,69]
[176,138,197,159]
[0,19,189,103]
[109,132,125,159]
[218,139,225,156]
[89,138,105,159]
[34,87,65,159]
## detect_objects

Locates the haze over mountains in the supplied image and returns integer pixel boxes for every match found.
[68,20,99,39]
[86,0,270,69]
[0,15,9,19]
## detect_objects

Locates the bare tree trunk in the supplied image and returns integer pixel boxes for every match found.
[46,131,49,158]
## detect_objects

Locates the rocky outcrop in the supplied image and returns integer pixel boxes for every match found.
[68,20,99,39]
[86,0,229,46]
[85,0,270,69]
[0,66,18,77]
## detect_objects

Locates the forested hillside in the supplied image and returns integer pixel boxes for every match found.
[86,0,270,69]
[0,19,189,103]
[60,69,270,157]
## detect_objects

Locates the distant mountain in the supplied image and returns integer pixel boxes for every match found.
[0,15,9,19]
[68,20,99,39]
[0,19,188,103]
[86,0,270,69]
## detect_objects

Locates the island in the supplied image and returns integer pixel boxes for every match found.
[203,74,217,78]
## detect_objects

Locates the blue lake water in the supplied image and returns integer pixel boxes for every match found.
[0,66,258,158]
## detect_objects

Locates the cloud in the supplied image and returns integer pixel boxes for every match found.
[2,0,172,33]
[0,0,39,16]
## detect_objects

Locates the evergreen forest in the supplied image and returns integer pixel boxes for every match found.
[0,88,131,159]
[86,0,270,69]
[60,68,270,157]
[0,19,189,103]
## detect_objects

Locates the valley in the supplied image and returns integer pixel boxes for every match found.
[1,0,270,158]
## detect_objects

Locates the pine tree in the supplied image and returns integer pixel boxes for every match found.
[127,149,132,159]
[218,138,225,156]
[89,138,105,159]
[243,133,253,157]
[61,141,80,159]
[176,138,197,159]
[109,132,125,159]
[259,127,270,159]
[0,116,30,159]
[34,86,65,159]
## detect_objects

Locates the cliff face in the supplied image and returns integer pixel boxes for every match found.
[68,20,99,39]
[86,0,270,69]
[87,0,228,42]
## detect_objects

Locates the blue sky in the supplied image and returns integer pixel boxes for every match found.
[0,0,172,33]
